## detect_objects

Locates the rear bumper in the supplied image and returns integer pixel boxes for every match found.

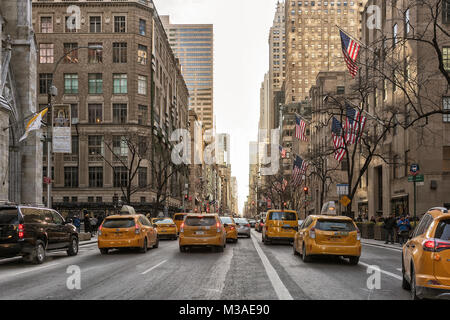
[158,233,177,239]
[308,242,361,256]
[179,235,223,247]
[226,231,238,240]
[237,228,251,235]
[266,230,296,240]
[98,237,142,249]
[0,241,33,258]
[267,236,294,242]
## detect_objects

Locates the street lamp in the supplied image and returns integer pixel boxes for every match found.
[46,45,103,208]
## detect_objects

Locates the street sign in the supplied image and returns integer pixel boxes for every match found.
[340,195,351,207]
[43,177,52,184]
[336,184,349,196]
[408,174,424,182]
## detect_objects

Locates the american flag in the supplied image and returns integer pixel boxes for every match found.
[279,145,286,159]
[344,104,367,145]
[292,155,307,187]
[295,115,308,141]
[273,178,288,193]
[331,117,346,162]
[339,30,360,78]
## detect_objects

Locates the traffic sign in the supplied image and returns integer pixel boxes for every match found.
[408,174,424,182]
[340,196,351,207]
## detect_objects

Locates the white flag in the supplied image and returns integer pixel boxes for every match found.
[19,108,48,142]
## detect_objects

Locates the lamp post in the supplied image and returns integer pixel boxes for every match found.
[45,45,102,208]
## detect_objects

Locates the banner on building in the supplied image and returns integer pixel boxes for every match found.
[52,104,72,153]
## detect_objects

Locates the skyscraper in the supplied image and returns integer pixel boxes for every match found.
[161,16,214,130]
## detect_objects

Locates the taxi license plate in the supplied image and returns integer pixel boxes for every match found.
[196,231,205,235]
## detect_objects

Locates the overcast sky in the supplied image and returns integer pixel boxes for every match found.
[154,0,279,214]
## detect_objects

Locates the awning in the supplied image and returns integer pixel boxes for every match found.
[391,194,409,199]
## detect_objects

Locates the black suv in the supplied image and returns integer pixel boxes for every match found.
[0,205,79,264]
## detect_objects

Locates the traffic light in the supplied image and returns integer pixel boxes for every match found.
[303,187,309,195]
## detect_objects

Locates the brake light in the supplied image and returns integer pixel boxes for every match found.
[180,222,185,233]
[135,224,141,235]
[98,225,102,236]
[18,224,24,239]
[216,222,221,233]
[230,225,235,230]
[260,222,264,226]
[356,228,361,241]
[309,227,316,239]
[246,224,251,228]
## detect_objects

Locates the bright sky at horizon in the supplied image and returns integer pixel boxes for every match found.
[154,0,280,214]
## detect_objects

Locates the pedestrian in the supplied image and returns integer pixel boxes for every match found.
[90,215,98,235]
[370,216,376,224]
[357,215,363,222]
[383,214,396,244]
[83,210,91,234]
[397,216,411,245]
[73,215,81,233]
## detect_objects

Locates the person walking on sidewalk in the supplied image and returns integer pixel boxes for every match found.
[83,210,91,235]
[73,215,81,233]
[383,214,396,244]
[397,216,411,245]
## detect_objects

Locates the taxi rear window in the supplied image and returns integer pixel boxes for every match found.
[316,220,356,232]
[174,215,186,221]
[435,220,450,240]
[102,218,135,229]
[155,219,174,224]
[268,212,297,221]
[185,216,216,226]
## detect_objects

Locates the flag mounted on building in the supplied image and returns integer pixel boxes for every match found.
[295,114,308,141]
[339,30,361,78]
[344,104,367,145]
[331,117,346,162]
[292,155,307,187]
[19,108,48,142]
[279,145,286,158]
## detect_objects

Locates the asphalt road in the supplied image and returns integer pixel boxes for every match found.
[0,230,410,300]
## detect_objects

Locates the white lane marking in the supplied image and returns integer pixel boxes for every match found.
[0,263,60,280]
[359,261,402,281]
[361,243,402,253]
[396,268,402,272]
[141,260,167,275]
[250,231,293,300]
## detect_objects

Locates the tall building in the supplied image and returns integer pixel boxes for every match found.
[161,16,214,130]
[32,0,189,215]
[284,1,361,103]
[216,133,230,166]
[0,0,42,205]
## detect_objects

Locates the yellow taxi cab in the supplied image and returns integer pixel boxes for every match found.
[293,215,361,265]
[179,214,226,252]
[152,217,178,240]
[262,210,298,245]
[402,207,450,300]
[220,216,238,243]
[173,213,188,235]
[98,212,158,254]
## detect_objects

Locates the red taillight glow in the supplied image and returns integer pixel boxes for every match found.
[216,222,221,233]
[180,222,185,233]
[423,239,450,252]
[135,224,141,234]
[260,222,264,226]
[18,224,24,239]
[436,240,450,251]
[230,225,235,230]
[98,225,102,236]
[423,240,435,250]
[246,224,251,227]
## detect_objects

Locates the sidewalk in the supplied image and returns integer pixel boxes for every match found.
[79,233,98,246]
[361,238,404,251]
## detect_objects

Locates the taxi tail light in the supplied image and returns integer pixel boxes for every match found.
[309,227,316,239]
[18,224,24,239]
[230,225,235,230]
[135,224,141,235]
[425,239,450,252]
[216,222,221,233]
[180,222,185,233]
[356,228,361,241]
[98,225,102,236]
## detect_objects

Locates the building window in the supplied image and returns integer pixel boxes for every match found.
[39,44,54,64]
[113,42,127,63]
[64,167,79,188]
[88,73,103,94]
[71,197,78,203]
[71,104,78,124]
[405,8,410,34]
[39,73,53,95]
[138,105,148,125]
[63,197,69,203]
[393,23,398,47]
[72,135,79,155]
[114,16,126,33]
[65,16,78,33]
[138,167,147,188]
[138,75,147,95]
[443,97,450,122]
[88,104,103,124]
[113,104,127,124]
[444,47,450,71]
[444,146,450,171]
[336,86,345,94]
[89,167,103,188]
[63,43,78,63]
[90,16,102,33]
[443,0,450,24]
[113,136,128,158]
[88,197,94,203]
[137,45,148,65]
[114,167,128,188]
[40,17,53,33]
[113,74,127,94]
[64,74,78,94]
[96,197,103,203]
[88,43,103,63]
[139,19,146,35]
[88,135,104,156]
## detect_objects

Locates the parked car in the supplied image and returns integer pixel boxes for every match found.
[262,210,298,245]
[0,205,79,264]
[248,219,257,228]
[294,215,361,265]
[220,216,238,243]
[234,218,251,238]
[98,213,158,254]
[402,207,450,300]
[179,214,226,252]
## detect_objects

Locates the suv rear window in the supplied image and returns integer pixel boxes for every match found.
[220,217,234,224]
[102,218,135,228]
[174,215,186,221]
[316,219,356,232]
[268,212,297,221]
[235,218,248,224]
[185,216,216,226]
[435,219,450,240]
[0,208,19,224]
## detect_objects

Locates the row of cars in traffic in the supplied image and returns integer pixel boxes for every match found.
[0,203,448,299]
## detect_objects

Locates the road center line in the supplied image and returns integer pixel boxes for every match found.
[359,261,403,281]
[0,263,60,280]
[250,231,293,300]
[141,260,167,275]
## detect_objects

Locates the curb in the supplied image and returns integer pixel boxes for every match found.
[79,239,97,246]
[361,240,403,251]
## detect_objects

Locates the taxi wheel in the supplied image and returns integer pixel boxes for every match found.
[401,258,411,290]
[179,246,185,253]
[302,243,312,263]
[216,245,224,253]
[410,267,420,300]
[348,256,359,265]
[100,248,109,255]
[234,238,238,243]
[263,236,271,245]
[139,238,148,253]
[293,241,300,256]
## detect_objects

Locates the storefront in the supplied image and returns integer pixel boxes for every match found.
[358,201,368,219]
[391,194,409,218]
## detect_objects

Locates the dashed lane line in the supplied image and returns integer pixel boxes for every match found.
[141,260,167,275]
[359,261,403,281]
